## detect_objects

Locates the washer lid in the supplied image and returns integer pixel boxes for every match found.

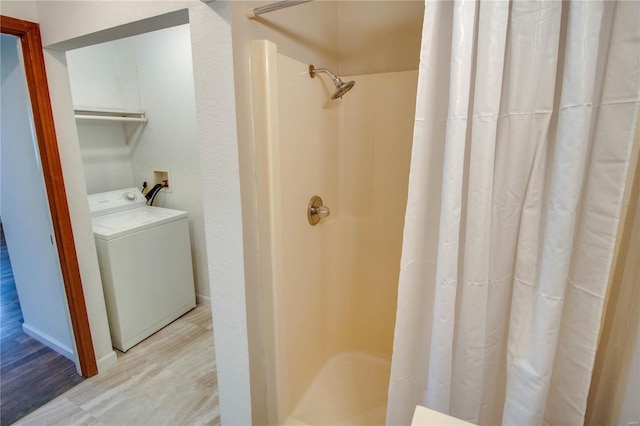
[88,187,146,217]
[91,206,188,240]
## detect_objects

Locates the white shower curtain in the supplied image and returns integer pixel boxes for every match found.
[387,1,640,425]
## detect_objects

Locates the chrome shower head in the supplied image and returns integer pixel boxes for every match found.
[332,79,355,100]
[309,65,355,100]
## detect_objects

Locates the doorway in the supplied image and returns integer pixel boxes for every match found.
[65,19,210,347]
[0,31,84,425]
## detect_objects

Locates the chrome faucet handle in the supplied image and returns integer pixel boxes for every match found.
[315,205,330,218]
[308,195,330,226]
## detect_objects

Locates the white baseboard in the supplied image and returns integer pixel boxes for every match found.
[96,350,118,373]
[22,323,75,361]
[196,293,211,306]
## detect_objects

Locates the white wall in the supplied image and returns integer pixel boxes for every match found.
[74,120,134,194]
[67,38,138,194]
[130,24,210,301]
[43,48,119,373]
[0,1,37,22]
[189,4,250,423]
[67,38,140,112]
[2,2,251,424]
[0,1,39,217]
[0,34,75,360]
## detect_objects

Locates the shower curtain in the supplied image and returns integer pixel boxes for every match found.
[387,1,640,425]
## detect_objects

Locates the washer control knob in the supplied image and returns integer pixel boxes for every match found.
[124,192,137,201]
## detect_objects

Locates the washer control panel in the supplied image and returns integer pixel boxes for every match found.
[88,187,146,217]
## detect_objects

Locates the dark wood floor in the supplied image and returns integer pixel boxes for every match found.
[1,226,84,426]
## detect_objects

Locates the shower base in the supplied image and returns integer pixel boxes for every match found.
[284,352,391,426]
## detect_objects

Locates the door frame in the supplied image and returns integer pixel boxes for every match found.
[1,15,98,377]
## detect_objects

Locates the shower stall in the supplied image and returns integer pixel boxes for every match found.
[250,39,419,424]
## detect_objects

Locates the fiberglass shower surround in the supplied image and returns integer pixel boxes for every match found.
[250,39,418,425]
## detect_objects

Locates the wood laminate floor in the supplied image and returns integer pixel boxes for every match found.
[14,304,220,426]
[1,227,84,426]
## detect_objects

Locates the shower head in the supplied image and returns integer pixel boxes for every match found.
[309,65,355,100]
[332,79,355,99]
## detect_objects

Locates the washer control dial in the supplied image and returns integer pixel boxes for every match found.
[123,192,137,202]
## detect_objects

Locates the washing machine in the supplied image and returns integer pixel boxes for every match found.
[88,187,196,352]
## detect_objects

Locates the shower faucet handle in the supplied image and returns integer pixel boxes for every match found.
[308,195,330,226]
[316,205,330,218]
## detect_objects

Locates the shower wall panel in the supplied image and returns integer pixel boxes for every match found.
[275,51,340,414]
[340,71,418,358]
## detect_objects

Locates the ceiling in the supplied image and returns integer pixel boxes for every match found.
[337,1,424,75]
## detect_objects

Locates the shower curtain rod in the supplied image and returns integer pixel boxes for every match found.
[246,0,313,19]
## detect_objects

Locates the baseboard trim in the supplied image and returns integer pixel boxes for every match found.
[196,293,211,306]
[22,323,75,361]
[96,350,118,373]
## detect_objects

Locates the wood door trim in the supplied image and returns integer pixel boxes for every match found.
[1,15,98,377]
